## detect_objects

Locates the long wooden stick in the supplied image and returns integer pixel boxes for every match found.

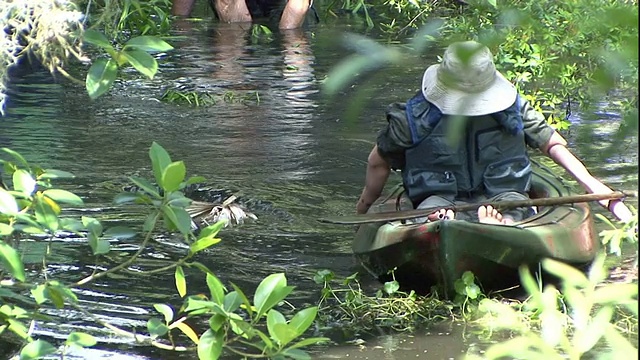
[318,191,638,225]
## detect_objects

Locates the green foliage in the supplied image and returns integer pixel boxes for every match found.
[83,30,174,99]
[323,0,638,139]
[250,24,274,43]
[596,206,638,256]
[0,143,325,359]
[160,89,262,106]
[83,0,174,41]
[467,254,638,360]
[169,271,328,359]
[314,270,454,332]
[453,271,485,317]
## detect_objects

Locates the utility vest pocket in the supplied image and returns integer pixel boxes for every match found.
[404,170,458,205]
[483,156,532,196]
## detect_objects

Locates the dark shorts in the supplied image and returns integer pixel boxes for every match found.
[413,191,533,223]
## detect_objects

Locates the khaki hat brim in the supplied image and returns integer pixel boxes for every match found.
[421,64,518,116]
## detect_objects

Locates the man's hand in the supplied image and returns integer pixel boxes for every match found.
[589,183,634,222]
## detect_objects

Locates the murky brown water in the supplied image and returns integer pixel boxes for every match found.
[1,15,637,360]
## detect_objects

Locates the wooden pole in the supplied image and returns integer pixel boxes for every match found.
[318,191,638,225]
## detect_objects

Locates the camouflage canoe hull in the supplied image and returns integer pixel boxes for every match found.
[352,164,599,297]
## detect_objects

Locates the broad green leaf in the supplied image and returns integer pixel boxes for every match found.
[0,188,19,214]
[149,142,172,188]
[592,284,638,304]
[573,306,613,353]
[281,348,312,360]
[82,216,103,237]
[197,329,223,360]
[175,321,199,344]
[82,29,114,52]
[0,222,13,236]
[167,192,191,208]
[183,297,218,314]
[383,280,399,295]
[175,266,187,297]
[587,253,608,285]
[198,221,226,240]
[185,176,206,186]
[190,237,221,254]
[42,189,84,206]
[147,317,169,338]
[272,323,298,347]
[286,336,330,350]
[91,239,111,255]
[0,242,25,281]
[466,284,480,299]
[125,36,174,52]
[228,314,254,338]
[154,304,174,323]
[518,265,542,306]
[289,307,318,336]
[542,258,589,288]
[121,49,158,79]
[143,212,159,232]
[129,176,161,198]
[1,148,30,169]
[13,169,36,196]
[38,169,75,179]
[113,192,139,204]
[462,271,475,285]
[206,273,226,305]
[104,226,137,239]
[223,291,242,312]
[66,332,97,348]
[487,0,497,8]
[161,161,186,193]
[163,206,192,235]
[31,284,47,304]
[20,339,57,360]
[267,309,287,343]
[209,314,226,331]
[59,218,84,232]
[86,58,118,100]
[230,282,254,317]
[254,273,294,319]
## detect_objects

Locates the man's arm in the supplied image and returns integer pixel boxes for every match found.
[541,131,633,222]
[356,145,392,214]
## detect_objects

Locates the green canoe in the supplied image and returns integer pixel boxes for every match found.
[352,163,600,297]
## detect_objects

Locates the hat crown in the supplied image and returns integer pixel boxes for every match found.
[437,41,497,93]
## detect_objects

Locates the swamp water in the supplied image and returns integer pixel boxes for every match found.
[1,19,637,360]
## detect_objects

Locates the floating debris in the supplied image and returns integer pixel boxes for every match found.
[187,195,257,229]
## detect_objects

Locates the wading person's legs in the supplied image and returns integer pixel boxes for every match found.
[279,0,310,29]
[172,0,196,15]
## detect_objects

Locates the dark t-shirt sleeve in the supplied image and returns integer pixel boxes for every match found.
[521,98,555,149]
[376,102,413,170]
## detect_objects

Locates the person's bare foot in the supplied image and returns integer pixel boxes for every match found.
[434,208,455,220]
[477,205,514,225]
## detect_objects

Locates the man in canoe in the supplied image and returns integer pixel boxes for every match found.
[356,40,633,225]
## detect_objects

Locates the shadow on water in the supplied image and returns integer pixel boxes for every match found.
[0,18,637,360]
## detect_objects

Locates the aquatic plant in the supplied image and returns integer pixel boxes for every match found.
[466,254,638,360]
[314,270,454,332]
[0,143,326,359]
[0,0,86,115]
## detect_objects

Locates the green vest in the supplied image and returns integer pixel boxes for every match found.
[401,93,532,206]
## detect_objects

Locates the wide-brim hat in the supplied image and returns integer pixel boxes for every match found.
[421,41,517,116]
